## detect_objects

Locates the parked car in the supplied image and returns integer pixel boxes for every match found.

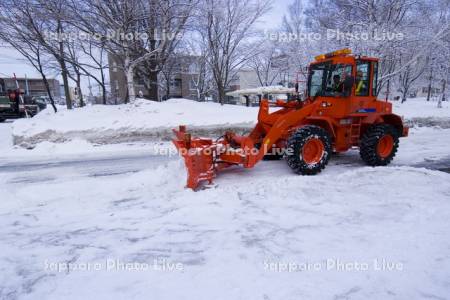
[33,97,48,111]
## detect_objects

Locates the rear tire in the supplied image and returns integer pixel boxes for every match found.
[285,125,332,175]
[360,124,399,166]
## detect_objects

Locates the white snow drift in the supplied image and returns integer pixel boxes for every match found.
[12,99,258,146]
[11,97,450,147]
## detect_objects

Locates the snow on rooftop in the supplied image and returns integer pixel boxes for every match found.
[226,85,296,96]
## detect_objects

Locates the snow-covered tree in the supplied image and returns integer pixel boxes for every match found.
[304,0,449,97]
[249,41,288,87]
[71,0,195,102]
[198,0,270,104]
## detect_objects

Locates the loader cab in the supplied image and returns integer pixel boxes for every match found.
[307,49,379,99]
[306,49,382,116]
[307,62,354,98]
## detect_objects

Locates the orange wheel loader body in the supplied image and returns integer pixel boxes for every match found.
[172,49,408,189]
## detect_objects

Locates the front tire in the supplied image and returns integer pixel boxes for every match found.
[285,125,332,175]
[360,124,399,166]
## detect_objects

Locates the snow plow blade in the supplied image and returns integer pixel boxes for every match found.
[172,126,216,189]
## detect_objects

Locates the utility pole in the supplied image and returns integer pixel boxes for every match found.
[88,76,93,97]
[13,73,29,118]
[25,74,29,95]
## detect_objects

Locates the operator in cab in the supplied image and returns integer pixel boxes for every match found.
[332,75,341,92]
[355,71,368,96]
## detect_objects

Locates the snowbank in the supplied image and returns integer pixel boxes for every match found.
[11,97,450,147]
[11,99,256,146]
[392,97,450,119]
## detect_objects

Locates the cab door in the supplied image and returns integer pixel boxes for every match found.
[351,60,376,112]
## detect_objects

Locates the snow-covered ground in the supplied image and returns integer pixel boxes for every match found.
[1,146,449,299]
[11,97,450,147]
[391,96,450,119]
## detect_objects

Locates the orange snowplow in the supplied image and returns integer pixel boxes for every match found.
[173,49,408,189]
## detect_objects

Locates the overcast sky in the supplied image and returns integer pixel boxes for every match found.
[0,0,290,93]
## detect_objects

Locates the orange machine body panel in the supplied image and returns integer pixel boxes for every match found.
[173,50,408,189]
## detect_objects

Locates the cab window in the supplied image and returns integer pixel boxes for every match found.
[355,61,370,96]
[372,62,378,96]
[325,64,352,95]
[308,64,327,97]
[308,63,353,97]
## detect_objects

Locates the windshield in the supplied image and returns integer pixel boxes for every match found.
[308,63,353,97]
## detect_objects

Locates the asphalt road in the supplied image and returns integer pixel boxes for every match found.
[1,120,449,185]
[0,150,449,186]
[0,153,176,185]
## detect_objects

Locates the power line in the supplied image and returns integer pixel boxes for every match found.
[0,71,14,77]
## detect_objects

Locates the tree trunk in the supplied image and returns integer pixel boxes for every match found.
[100,69,107,105]
[60,60,72,109]
[441,79,446,102]
[76,73,84,107]
[165,75,170,100]
[401,85,408,103]
[385,79,390,101]
[125,87,129,104]
[41,73,57,113]
[58,22,72,110]
[427,68,433,101]
[125,56,136,103]
[126,67,136,103]
[218,85,225,105]
[148,71,159,101]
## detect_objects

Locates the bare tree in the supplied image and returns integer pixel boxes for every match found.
[32,0,75,109]
[397,53,426,103]
[189,55,213,101]
[78,39,109,105]
[65,39,85,106]
[249,41,287,87]
[0,4,58,112]
[304,0,448,95]
[71,0,195,103]
[181,40,214,101]
[158,55,180,100]
[1,0,76,109]
[200,0,270,104]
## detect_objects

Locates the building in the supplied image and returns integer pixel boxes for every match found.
[227,69,261,104]
[0,77,60,99]
[415,85,442,98]
[227,68,294,105]
[108,54,201,102]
